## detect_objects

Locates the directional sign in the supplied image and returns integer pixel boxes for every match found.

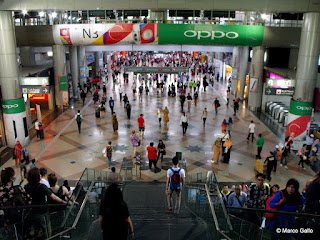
[22,86,50,94]
[265,88,294,96]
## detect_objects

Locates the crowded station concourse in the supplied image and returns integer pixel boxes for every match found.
[0,2,320,240]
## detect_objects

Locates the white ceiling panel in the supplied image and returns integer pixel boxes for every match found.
[20,0,48,10]
[76,0,101,10]
[157,0,186,9]
[47,0,75,10]
[130,0,157,9]
[101,0,130,10]
[268,0,308,12]
[185,0,214,10]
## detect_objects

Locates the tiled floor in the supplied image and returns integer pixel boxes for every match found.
[5,70,315,189]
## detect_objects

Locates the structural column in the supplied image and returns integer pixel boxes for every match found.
[70,46,78,99]
[286,12,320,148]
[231,46,240,94]
[19,46,36,67]
[149,11,167,23]
[78,46,86,86]
[53,45,66,108]
[248,46,265,111]
[0,11,30,147]
[95,51,103,77]
[239,46,249,100]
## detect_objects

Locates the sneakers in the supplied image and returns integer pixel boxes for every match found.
[280,164,283,167]
[284,165,288,169]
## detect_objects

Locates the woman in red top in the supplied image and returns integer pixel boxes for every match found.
[221,119,228,132]
[14,140,23,166]
[147,142,158,172]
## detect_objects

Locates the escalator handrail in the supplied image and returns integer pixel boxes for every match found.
[46,181,95,240]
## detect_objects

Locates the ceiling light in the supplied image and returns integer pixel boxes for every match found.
[39,11,45,17]
[250,16,255,21]
[261,14,267,20]
[22,9,27,15]
[51,12,57,18]
[47,51,53,57]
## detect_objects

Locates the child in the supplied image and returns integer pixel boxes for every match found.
[29,159,36,168]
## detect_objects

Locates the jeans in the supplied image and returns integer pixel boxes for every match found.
[247,133,254,142]
[36,130,41,138]
[149,159,157,169]
[77,122,81,133]
[108,157,111,167]
[182,122,188,134]
[234,107,237,115]
[167,189,181,213]
[215,107,218,114]
[257,147,262,159]
[281,155,288,166]
[203,118,206,126]
[157,151,164,162]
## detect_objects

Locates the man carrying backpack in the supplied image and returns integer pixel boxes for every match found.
[166,156,186,215]
[75,110,83,133]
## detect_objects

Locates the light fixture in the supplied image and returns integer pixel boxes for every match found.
[51,12,57,18]
[250,16,255,21]
[47,51,53,57]
[39,11,45,17]
[261,13,267,20]
[22,9,27,15]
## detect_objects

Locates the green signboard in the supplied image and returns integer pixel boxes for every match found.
[289,99,313,116]
[158,24,265,46]
[1,98,25,114]
[59,76,68,91]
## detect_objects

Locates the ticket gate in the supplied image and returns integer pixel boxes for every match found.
[278,110,289,123]
[274,105,287,119]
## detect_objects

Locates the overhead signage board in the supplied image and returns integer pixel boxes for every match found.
[124,67,189,73]
[20,77,49,86]
[265,88,295,96]
[22,86,50,94]
[158,24,265,46]
[266,78,295,88]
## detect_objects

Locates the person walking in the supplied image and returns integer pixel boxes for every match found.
[75,110,83,133]
[119,84,123,101]
[166,156,186,215]
[264,152,276,181]
[226,89,231,106]
[213,98,220,114]
[273,145,281,172]
[298,144,308,169]
[13,140,23,166]
[179,94,186,112]
[309,139,319,164]
[126,101,131,119]
[233,99,239,116]
[123,94,128,108]
[80,90,86,106]
[280,144,291,169]
[130,130,139,158]
[227,117,233,137]
[256,134,264,159]
[147,142,158,172]
[223,138,232,163]
[180,112,189,135]
[211,138,221,164]
[109,97,114,114]
[157,107,163,126]
[247,120,255,142]
[163,107,169,126]
[132,82,136,97]
[221,119,228,133]
[201,108,208,127]
[157,140,166,163]
[93,89,99,104]
[103,141,113,169]
[112,112,118,132]
[194,91,198,107]
[186,93,192,111]
[138,85,143,102]
[137,114,145,139]
[35,119,41,139]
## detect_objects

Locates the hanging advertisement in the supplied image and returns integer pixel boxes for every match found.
[59,76,68,91]
[232,68,238,80]
[158,24,265,46]
[80,67,87,78]
[286,100,313,149]
[249,78,258,93]
[53,23,158,45]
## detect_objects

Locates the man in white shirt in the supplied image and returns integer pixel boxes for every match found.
[247,120,255,142]
[40,168,50,188]
[166,157,186,215]
[180,112,189,135]
[35,120,40,139]
[75,110,83,133]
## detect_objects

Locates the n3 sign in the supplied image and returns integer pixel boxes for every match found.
[184,30,239,40]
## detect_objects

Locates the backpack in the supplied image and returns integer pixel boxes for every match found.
[106,146,112,157]
[76,114,82,123]
[265,191,284,220]
[170,168,181,190]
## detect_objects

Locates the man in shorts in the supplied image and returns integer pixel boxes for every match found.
[137,114,145,139]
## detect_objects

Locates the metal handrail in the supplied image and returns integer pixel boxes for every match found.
[46,181,95,240]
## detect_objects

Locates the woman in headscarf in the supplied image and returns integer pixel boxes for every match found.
[163,107,169,126]
[211,138,221,164]
[268,178,305,233]
[112,112,118,132]
[221,119,228,133]
[14,140,23,166]
[223,138,232,163]
[309,139,319,163]
[93,89,99,104]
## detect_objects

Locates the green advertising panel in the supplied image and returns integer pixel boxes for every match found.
[2,98,25,114]
[289,100,313,116]
[59,76,68,91]
[158,24,265,46]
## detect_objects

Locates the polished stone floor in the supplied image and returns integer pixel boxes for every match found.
[5,71,315,189]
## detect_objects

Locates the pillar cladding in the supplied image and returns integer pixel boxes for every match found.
[286,13,320,149]
[70,46,78,99]
[95,51,102,76]
[53,45,66,108]
[149,11,167,23]
[78,46,86,86]
[239,46,249,100]
[231,46,240,94]
[248,46,265,111]
[20,46,36,67]
[0,11,30,147]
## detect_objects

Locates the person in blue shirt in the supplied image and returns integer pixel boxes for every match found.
[227,185,247,217]
[268,178,305,233]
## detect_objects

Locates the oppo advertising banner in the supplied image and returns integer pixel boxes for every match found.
[158,24,265,46]
[53,23,158,45]
[53,24,264,46]
[1,98,25,114]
